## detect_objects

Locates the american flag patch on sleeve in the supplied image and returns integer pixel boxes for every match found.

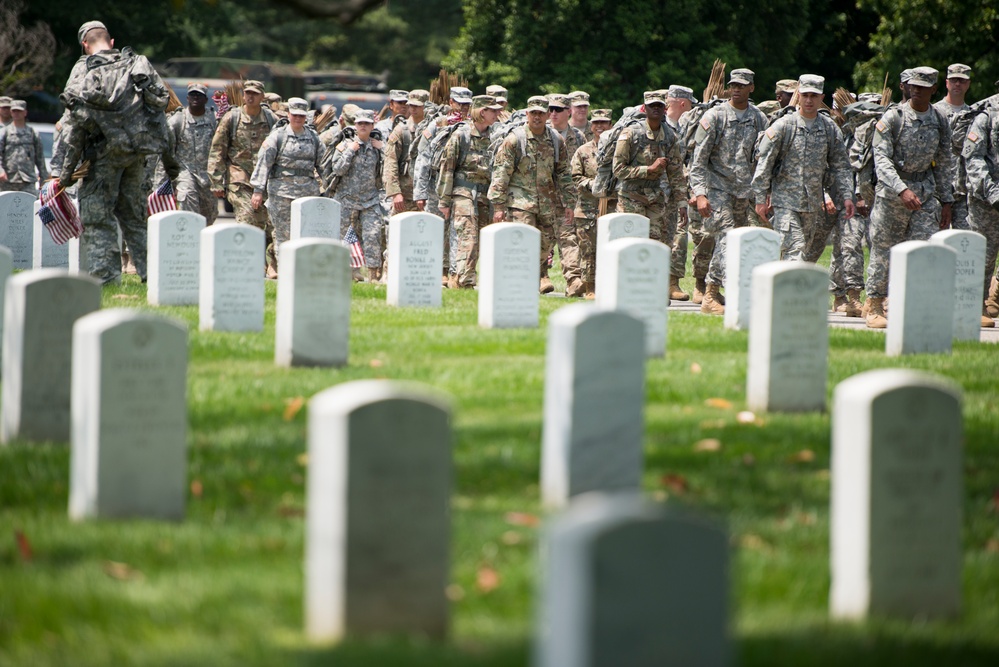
[875,120,887,133]
[967,131,979,143]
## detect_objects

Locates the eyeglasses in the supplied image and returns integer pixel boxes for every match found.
[548,107,567,113]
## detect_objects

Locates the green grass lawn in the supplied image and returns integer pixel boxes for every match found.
[1,254,998,666]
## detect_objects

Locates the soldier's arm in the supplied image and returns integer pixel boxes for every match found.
[872,111,907,195]
[688,112,719,197]
[964,114,999,206]
[827,123,854,206]
[249,133,278,194]
[751,123,782,202]
[33,130,50,182]
[436,132,462,208]
[382,128,403,197]
[0,131,7,178]
[612,130,647,181]
[932,112,956,204]
[412,130,434,201]
[207,113,231,191]
[570,148,591,192]
[555,140,574,209]
[57,123,86,187]
[329,142,356,178]
[664,137,685,209]
[487,136,516,207]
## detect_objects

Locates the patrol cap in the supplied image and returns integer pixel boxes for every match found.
[797,74,824,95]
[354,109,376,124]
[729,68,755,85]
[756,100,780,115]
[243,80,265,94]
[591,109,613,122]
[187,82,208,96]
[449,86,473,104]
[899,69,914,83]
[389,89,409,102]
[946,63,972,80]
[908,66,938,88]
[0,97,11,107]
[643,90,667,106]
[407,89,430,106]
[546,94,570,110]
[472,94,503,110]
[264,92,283,105]
[775,79,798,93]
[525,95,549,112]
[568,91,590,106]
[341,103,361,124]
[77,20,107,45]
[485,85,508,101]
[667,85,695,102]
[287,97,309,116]
[9,100,26,112]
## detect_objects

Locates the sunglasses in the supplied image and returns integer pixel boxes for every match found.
[548,107,567,113]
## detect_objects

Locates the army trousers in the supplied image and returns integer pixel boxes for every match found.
[774,209,823,261]
[78,154,148,284]
[679,202,714,281]
[969,197,999,302]
[228,182,275,269]
[701,189,751,286]
[340,203,384,268]
[176,173,217,226]
[951,194,970,231]
[865,190,942,298]
[0,181,37,196]
[265,183,319,264]
[617,197,675,247]
[506,208,558,279]
[574,216,597,284]
[452,195,491,287]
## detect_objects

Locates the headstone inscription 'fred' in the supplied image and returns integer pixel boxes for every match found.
[886,241,956,356]
[595,213,650,297]
[306,380,452,643]
[291,196,342,240]
[747,262,829,412]
[930,229,986,341]
[32,200,70,269]
[0,191,34,269]
[723,227,781,330]
[275,239,351,367]
[830,369,962,620]
[478,222,540,329]
[541,304,645,508]
[387,212,444,307]
[536,493,731,667]
[69,310,188,520]
[148,210,205,306]
[199,223,265,332]
[598,238,670,357]
[1,270,101,443]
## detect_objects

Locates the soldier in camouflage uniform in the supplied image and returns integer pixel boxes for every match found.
[568,91,593,142]
[962,104,999,326]
[487,85,511,121]
[167,83,217,225]
[864,66,954,328]
[0,100,48,195]
[664,85,696,300]
[0,97,12,127]
[384,90,427,215]
[208,79,278,273]
[330,109,385,277]
[775,79,797,109]
[437,94,503,288]
[934,63,973,230]
[488,95,575,294]
[548,94,588,295]
[570,108,613,298]
[250,98,322,270]
[318,103,359,184]
[375,89,409,139]
[689,68,768,314]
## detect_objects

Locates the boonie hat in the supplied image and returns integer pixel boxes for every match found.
[797,74,824,95]
[729,68,755,85]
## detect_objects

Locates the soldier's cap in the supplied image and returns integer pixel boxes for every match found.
[264,92,283,105]
[449,86,473,104]
[947,63,972,80]
[797,74,824,95]
[729,68,755,85]
[9,100,26,112]
[187,82,208,96]
[77,20,107,45]
[908,66,938,88]
[389,89,409,102]
[0,96,11,107]
[354,109,376,124]
[756,100,781,115]
[775,79,798,93]
[287,97,309,116]
[525,95,549,113]
[568,91,590,106]
[243,80,265,94]
[643,90,667,106]
[590,108,613,123]
[472,95,503,111]
[667,85,695,102]
[899,69,914,83]
[485,85,508,101]
[858,92,883,103]
[341,103,362,124]
[546,94,571,110]
[407,89,430,106]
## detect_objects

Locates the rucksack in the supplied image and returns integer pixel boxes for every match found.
[843,102,889,199]
[227,105,277,146]
[429,120,468,172]
[590,106,646,198]
[322,126,384,198]
[679,98,726,162]
[506,125,566,174]
[64,46,171,158]
[488,109,528,156]
[268,121,321,179]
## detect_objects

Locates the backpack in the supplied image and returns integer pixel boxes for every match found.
[227,105,277,146]
[488,109,528,156]
[268,121,321,179]
[429,120,468,172]
[506,125,566,173]
[64,46,171,158]
[679,98,726,162]
[843,102,890,199]
[591,106,646,198]
[323,127,384,198]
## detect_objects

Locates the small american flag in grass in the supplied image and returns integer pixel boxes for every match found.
[147,180,177,216]
[343,226,364,268]
[37,181,83,245]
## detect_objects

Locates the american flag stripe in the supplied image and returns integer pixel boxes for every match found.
[343,226,365,268]
[147,180,177,216]
[37,181,83,245]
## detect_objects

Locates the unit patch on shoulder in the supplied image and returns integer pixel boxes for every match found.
[967,131,980,143]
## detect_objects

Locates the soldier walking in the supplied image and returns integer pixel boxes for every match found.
[167,83,217,225]
[0,100,48,195]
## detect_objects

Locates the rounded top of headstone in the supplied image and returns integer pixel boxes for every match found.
[834,369,961,406]
[8,268,101,289]
[74,308,188,339]
[480,221,541,243]
[548,302,645,332]
[310,379,452,420]
[750,259,829,281]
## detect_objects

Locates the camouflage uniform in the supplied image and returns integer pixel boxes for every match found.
[675,109,714,283]
[963,108,999,303]
[0,121,48,195]
[414,112,462,273]
[689,100,768,285]
[553,121,587,286]
[865,100,954,298]
[488,121,573,279]
[571,137,600,284]
[330,136,383,268]
[383,116,417,211]
[934,93,971,231]
[168,106,217,224]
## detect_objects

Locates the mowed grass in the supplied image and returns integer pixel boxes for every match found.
[2,252,999,667]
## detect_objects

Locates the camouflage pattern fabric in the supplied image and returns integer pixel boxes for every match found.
[383,120,414,202]
[571,139,600,220]
[0,125,48,194]
[553,125,586,284]
[168,108,217,224]
[934,98,971,230]
[964,109,999,299]
[702,190,752,286]
[331,138,383,267]
[340,205,383,269]
[207,108,274,191]
[488,126,573,216]
[438,124,494,286]
[251,126,322,252]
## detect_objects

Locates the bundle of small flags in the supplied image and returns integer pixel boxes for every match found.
[37,180,83,244]
[213,91,230,119]
[343,226,364,268]
[147,180,177,216]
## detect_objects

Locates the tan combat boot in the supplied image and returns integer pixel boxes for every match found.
[693,277,706,304]
[447,274,459,290]
[669,276,690,301]
[986,276,999,318]
[566,278,586,297]
[583,282,596,300]
[982,306,995,328]
[369,267,382,283]
[865,296,887,329]
[539,276,555,294]
[832,294,848,313]
[845,289,863,318]
[352,267,364,282]
[700,283,725,315]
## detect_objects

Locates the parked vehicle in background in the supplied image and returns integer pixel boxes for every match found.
[157,58,306,101]
[303,70,389,116]
[28,122,56,171]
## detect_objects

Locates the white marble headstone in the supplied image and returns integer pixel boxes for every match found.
[830,369,962,620]
[930,229,985,341]
[536,493,731,667]
[598,238,670,357]
[291,196,342,240]
[148,210,205,306]
[0,191,35,269]
[723,227,781,330]
[0,246,11,365]
[886,241,956,356]
[747,262,829,412]
[69,310,188,520]
[306,380,452,642]
[32,200,70,269]
[1,270,101,443]
[276,239,351,367]
[541,304,646,508]
[478,222,540,329]
[387,212,444,307]
[67,233,93,275]
[595,213,650,297]
[199,223,265,332]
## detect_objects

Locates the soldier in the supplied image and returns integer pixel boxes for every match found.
[934,63,973,230]
[375,89,409,138]
[488,94,574,294]
[548,93,588,295]
[250,97,322,271]
[487,85,510,120]
[665,85,695,300]
[437,94,503,288]
[775,79,798,109]
[383,90,428,215]
[568,91,592,141]
[318,103,360,183]
[752,75,854,262]
[329,109,385,280]
[962,101,999,326]
[0,100,48,195]
[688,68,768,315]
[864,66,954,329]
[0,97,12,127]
[570,108,613,298]
[167,83,218,225]
[207,79,279,275]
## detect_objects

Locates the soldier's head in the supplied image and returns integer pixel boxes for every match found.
[775,79,797,108]
[643,90,667,123]
[407,90,429,122]
[945,63,971,102]
[287,97,309,129]
[242,80,265,112]
[354,109,375,141]
[471,95,502,126]
[0,97,11,124]
[9,100,26,127]
[449,87,473,117]
[906,67,938,110]
[340,103,361,128]
[590,108,612,140]
[78,21,112,55]
[797,75,824,118]
[547,94,571,130]
[666,85,695,118]
[187,83,208,115]
[899,69,914,102]
[388,90,410,119]
[486,85,509,109]
[568,91,590,124]
[728,69,755,108]
[525,96,549,135]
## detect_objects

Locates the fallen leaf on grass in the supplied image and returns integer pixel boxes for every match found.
[369,359,384,368]
[704,397,733,410]
[739,534,774,553]
[813,469,831,480]
[476,565,501,593]
[789,449,816,463]
[14,530,32,562]
[278,505,305,518]
[661,473,689,495]
[741,454,756,467]
[736,411,757,424]
[699,419,727,430]
[690,362,702,374]
[694,438,722,452]
[103,560,143,581]
[190,479,203,498]
[504,512,540,527]
[283,396,305,421]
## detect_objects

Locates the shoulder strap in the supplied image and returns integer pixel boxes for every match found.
[228,107,240,145]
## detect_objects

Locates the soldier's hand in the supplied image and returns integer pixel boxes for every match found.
[823,198,837,215]
[755,203,769,220]
[899,189,922,211]
[649,157,667,174]
[251,192,264,211]
[415,200,426,211]
[843,199,856,220]
[857,199,869,217]
[372,140,384,150]
[393,193,406,213]
[350,141,361,151]
[564,209,574,226]
[212,189,225,198]
[0,173,7,182]
[940,203,952,229]
[696,195,712,218]
[493,210,505,223]
[439,206,450,220]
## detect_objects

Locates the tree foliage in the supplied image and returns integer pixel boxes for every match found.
[0,0,57,95]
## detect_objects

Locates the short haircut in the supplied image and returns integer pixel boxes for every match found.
[83,27,111,45]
